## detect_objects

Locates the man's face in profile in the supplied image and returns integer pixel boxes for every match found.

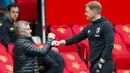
[21,25,32,37]
[85,7,96,21]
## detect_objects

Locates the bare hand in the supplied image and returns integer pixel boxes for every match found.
[99,58,105,63]
[51,40,58,46]
[51,40,66,46]
[98,63,102,69]
[98,58,105,69]
[48,33,55,39]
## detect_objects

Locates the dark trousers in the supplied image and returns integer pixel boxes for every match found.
[38,51,65,73]
[90,60,114,73]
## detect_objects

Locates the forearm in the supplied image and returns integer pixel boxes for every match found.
[65,33,87,45]
[25,38,53,56]
[41,38,54,55]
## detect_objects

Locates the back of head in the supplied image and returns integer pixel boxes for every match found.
[85,1,102,14]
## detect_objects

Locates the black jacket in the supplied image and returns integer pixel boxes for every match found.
[13,36,53,73]
[0,18,16,47]
[65,16,114,64]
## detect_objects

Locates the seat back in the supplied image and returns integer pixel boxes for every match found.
[113,33,130,69]
[72,25,90,59]
[50,25,78,53]
[115,25,130,47]
[0,43,7,55]
[8,44,14,58]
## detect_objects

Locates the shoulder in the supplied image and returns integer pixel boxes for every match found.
[102,20,113,28]
[15,37,28,45]
[84,24,92,29]
[1,22,9,29]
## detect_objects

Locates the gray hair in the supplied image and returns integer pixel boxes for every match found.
[14,21,30,32]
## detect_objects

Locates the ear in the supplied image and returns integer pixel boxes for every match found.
[19,30,24,35]
[93,9,96,13]
[94,9,99,14]
[6,10,10,14]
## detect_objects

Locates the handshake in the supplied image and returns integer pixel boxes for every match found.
[47,33,66,46]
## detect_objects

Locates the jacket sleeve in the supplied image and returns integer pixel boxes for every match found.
[101,23,114,61]
[23,38,53,56]
[1,25,12,47]
[65,26,88,45]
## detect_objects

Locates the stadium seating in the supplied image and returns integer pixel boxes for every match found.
[115,24,130,47]
[0,43,13,73]
[50,25,89,73]
[34,43,89,73]
[113,33,130,69]
[116,69,130,73]
[8,44,14,58]
[6,53,13,73]
[50,25,78,53]
[72,24,90,59]
[0,60,6,73]
[0,43,7,55]
[63,68,70,73]
[61,52,89,73]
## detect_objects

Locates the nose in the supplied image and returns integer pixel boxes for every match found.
[30,29,32,32]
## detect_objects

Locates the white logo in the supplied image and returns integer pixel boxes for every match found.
[95,34,100,37]
[96,28,100,34]
[96,69,100,73]
[88,30,90,33]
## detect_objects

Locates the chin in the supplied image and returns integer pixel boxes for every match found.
[87,18,93,21]
[13,19,17,21]
[87,18,91,21]
[26,35,31,37]
[28,35,32,37]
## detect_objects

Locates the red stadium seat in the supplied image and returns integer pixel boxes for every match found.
[72,25,87,35]
[0,54,13,73]
[6,53,13,65]
[112,33,130,69]
[115,24,130,47]
[60,52,89,73]
[0,61,6,73]
[50,25,90,72]
[8,44,15,58]
[50,25,78,53]
[50,25,74,39]
[72,25,90,59]
[0,43,7,55]
[0,43,14,73]
[0,55,8,64]
[63,68,70,73]
[5,54,13,73]
[116,69,130,73]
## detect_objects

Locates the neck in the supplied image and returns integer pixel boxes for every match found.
[8,17,16,24]
[92,14,101,22]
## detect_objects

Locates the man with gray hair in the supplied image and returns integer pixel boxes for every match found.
[13,21,56,73]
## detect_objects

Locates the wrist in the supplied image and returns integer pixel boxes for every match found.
[60,40,66,45]
[98,61,104,65]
